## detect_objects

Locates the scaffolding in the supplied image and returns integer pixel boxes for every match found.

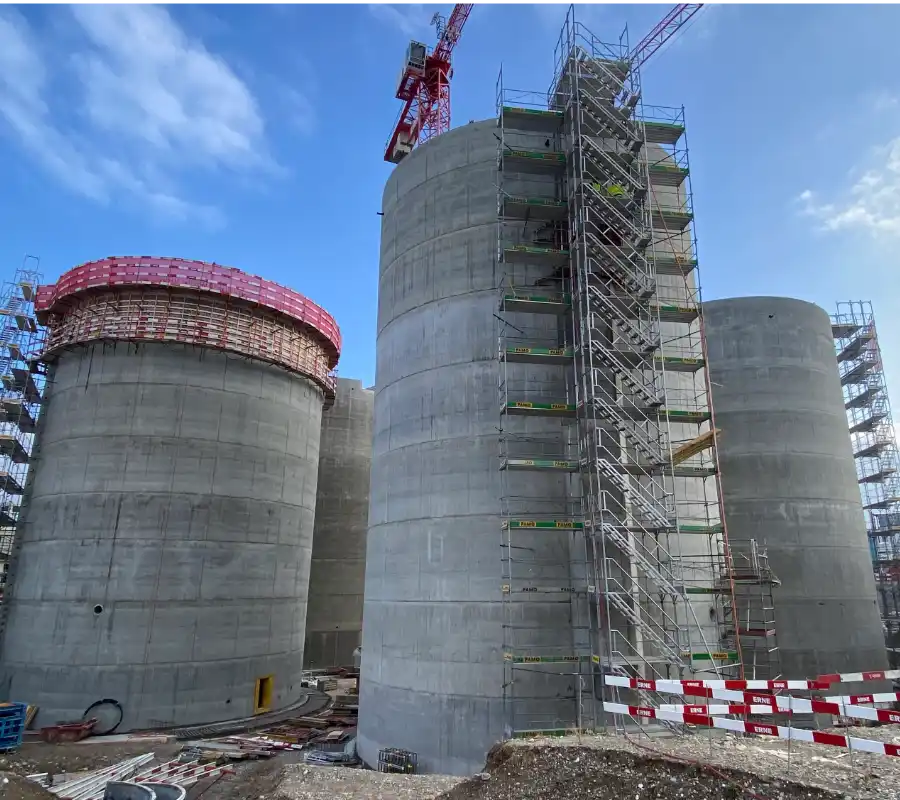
[831,301,900,667]
[0,256,46,605]
[495,8,780,738]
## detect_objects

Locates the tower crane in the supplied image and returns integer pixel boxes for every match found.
[381,3,701,165]
[626,4,703,71]
[384,3,473,164]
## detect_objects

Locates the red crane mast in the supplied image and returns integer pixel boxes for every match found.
[382,3,701,165]
[384,3,473,164]
[626,4,703,70]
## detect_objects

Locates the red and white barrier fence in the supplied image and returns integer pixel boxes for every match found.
[824,692,900,706]
[603,702,900,758]
[817,669,900,685]
[606,670,900,694]
[633,681,900,725]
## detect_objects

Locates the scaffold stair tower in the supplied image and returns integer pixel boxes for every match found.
[0,256,46,607]
[832,301,900,667]
[496,8,780,738]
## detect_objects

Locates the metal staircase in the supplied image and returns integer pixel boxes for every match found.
[832,301,900,668]
[495,9,782,739]
[0,257,45,610]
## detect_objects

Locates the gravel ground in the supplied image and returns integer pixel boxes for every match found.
[0,772,59,800]
[503,725,900,800]
[0,741,182,777]
[277,763,462,800]
[438,744,840,800]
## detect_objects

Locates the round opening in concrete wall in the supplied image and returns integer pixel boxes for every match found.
[93,604,104,616]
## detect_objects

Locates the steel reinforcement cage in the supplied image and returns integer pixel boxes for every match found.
[832,301,900,667]
[494,6,780,738]
[34,257,341,403]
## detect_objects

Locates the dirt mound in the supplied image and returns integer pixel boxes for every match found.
[438,745,842,800]
[1,772,59,800]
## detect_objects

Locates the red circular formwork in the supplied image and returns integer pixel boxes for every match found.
[34,256,341,366]
[34,257,341,401]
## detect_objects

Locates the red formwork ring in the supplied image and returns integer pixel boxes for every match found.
[34,256,341,368]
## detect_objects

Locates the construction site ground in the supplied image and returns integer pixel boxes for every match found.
[211,723,900,800]
[3,724,899,800]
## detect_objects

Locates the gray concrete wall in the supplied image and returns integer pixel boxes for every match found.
[305,377,373,669]
[0,340,324,730]
[360,120,509,776]
[704,297,887,679]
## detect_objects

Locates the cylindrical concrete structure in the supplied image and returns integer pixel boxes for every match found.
[304,377,373,669]
[359,120,506,775]
[704,296,887,680]
[360,118,579,775]
[0,256,341,731]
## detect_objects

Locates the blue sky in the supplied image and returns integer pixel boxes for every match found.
[1,3,900,390]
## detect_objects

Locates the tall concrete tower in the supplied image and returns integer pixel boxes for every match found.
[705,297,888,680]
[362,15,742,775]
[0,256,341,731]
[305,377,374,669]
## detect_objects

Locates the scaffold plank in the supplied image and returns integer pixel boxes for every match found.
[655,354,704,372]
[670,428,718,465]
[501,196,567,221]
[503,652,587,664]
[677,523,723,534]
[501,346,574,364]
[500,149,566,174]
[832,321,861,339]
[643,120,684,145]
[650,208,693,232]
[500,292,570,315]
[499,106,564,134]
[651,253,697,276]
[501,245,570,268]
[502,401,576,417]
[503,519,584,530]
[682,650,739,662]
[652,303,700,324]
[649,163,688,187]
[501,458,579,472]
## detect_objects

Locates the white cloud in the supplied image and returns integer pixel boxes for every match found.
[368,4,436,38]
[0,6,293,227]
[872,90,899,114]
[281,87,317,136]
[798,137,900,237]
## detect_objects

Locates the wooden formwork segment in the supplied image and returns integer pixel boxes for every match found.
[41,289,336,398]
